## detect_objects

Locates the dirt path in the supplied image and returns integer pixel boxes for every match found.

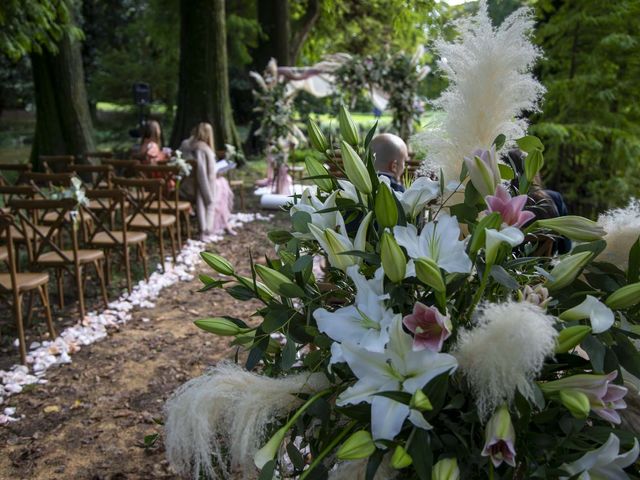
[0,213,288,480]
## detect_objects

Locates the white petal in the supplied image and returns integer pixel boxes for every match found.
[371,395,410,440]
[402,351,458,394]
[612,438,639,468]
[341,342,394,381]
[562,433,620,475]
[561,295,615,334]
[314,306,368,344]
[393,225,422,259]
[408,409,433,430]
[337,378,384,406]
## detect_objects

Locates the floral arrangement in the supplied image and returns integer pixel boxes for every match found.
[334,47,430,140]
[168,149,193,181]
[165,4,640,480]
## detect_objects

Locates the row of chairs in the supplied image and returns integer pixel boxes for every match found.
[0,158,198,364]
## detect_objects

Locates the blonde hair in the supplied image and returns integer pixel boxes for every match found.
[142,120,162,145]
[193,122,214,150]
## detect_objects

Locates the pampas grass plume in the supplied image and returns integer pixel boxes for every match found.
[164,362,328,479]
[454,301,557,419]
[597,199,640,270]
[413,0,544,184]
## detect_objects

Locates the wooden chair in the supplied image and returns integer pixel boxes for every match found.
[112,177,178,272]
[102,159,140,178]
[0,163,32,187]
[0,214,55,364]
[84,189,148,293]
[41,155,75,173]
[9,198,108,319]
[0,184,47,246]
[133,164,192,245]
[82,151,113,165]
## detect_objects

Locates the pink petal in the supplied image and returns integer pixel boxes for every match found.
[515,210,536,227]
[594,408,622,424]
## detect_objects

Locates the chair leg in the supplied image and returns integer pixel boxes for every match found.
[14,292,26,364]
[25,290,35,327]
[75,263,86,319]
[140,242,149,281]
[94,260,109,308]
[56,270,65,309]
[169,226,177,263]
[124,243,132,294]
[158,227,166,273]
[37,285,56,339]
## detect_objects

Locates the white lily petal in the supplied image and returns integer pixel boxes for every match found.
[371,395,410,440]
[341,342,395,381]
[408,409,433,430]
[402,351,458,394]
[394,224,422,259]
[400,177,440,217]
[561,295,615,334]
[561,433,622,476]
[354,212,373,252]
[612,438,640,468]
[485,227,524,265]
[338,378,388,406]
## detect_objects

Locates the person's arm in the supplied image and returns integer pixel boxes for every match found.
[196,148,214,205]
[146,141,161,164]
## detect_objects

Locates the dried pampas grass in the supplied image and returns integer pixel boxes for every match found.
[413,0,544,185]
[453,301,557,419]
[597,199,640,270]
[164,362,329,479]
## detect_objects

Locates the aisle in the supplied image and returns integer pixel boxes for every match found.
[0,214,287,479]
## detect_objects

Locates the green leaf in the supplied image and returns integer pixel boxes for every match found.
[143,433,159,448]
[612,332,640,378]
[365,449,384,480]
[268,230,293,244]
[582,335,606,373]
[292,211,312,234]
[572,240,607,257]
[258,460,275,480]
[263,308,291,333]
[490,265,519,290]
[286,442,305,471]
[227,284,256,301]
[293,255,313,274]
[493,133,507,150]
[364,120,379,148]
[374,391,412,404]
[628,237,640,283]
[246,331,269,370]
[498,163,515,180]
[516,135,544,153]
[281,336,297,371]
[407,428,431,480]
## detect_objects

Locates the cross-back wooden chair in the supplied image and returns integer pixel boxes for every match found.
[102,159,140,178]
[0,163,32,188]
[8,198,108,319]
[0,184,46,248]
[41,155,75,173]
[133,164,192,245]
[82,151,113,165]
[69,164,114,190]
[0,214,55,364]
[83,189,148,293]
[112,177,177,272]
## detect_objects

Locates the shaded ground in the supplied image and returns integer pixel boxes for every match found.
[0,211,288,480]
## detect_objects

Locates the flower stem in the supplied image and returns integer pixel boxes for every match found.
[299,420,357,480]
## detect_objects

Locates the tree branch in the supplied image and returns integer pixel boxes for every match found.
[290,0,320,65]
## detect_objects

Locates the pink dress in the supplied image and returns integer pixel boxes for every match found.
[213,166,234,234]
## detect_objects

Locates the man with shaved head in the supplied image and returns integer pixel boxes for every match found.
[370,133,408,192]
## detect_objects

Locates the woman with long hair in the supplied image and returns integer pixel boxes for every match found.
[139,120,170,164]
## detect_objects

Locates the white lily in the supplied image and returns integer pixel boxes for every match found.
[337,179,360,203]
[337,315,458,440]
[394,215,472,274]
[378,175,441,218]
[485,226,524,265]
[308,212,372,271]
[315,266,394,360]
[560,433,639,480]
[560,295,615,334]
[290,189,341,239]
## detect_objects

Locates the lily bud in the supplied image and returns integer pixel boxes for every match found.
[254,424,287,469]
[560,389,590,419]
[463,147,500,198]
[536,216,606,242]
[236,275,275,302]
[305,156,333,192]
[194,317,248,336]
[390,445,413,469]
[432,458,460,480]
[606,282,640,310]
[410,389,433,411]
[381,231,406,283]
[375,182,398,228]
[415,257,446,292]
[341,140,372,194]
[547,251,592,290]
[338,104,360,146]
[201,252,234,275]
[481,405,516,468]
[254,264,305,298]
[336,430,376,460]
[307,119,328,153]
[555,325,592,353]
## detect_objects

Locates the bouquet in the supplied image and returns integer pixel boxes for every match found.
[165,4,640,479]
[169,149,193,181]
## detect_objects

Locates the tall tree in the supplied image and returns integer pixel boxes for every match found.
[30,32,95,168]
[171,0,240,150]
[532,0,640,216]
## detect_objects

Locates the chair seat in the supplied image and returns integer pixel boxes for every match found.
[148,200,191,212]
[91,231,147,246]
[7,224,50,241]
[37,249,105,265]
[42,211,92,225]
[0,272,49,292]
[127,213,176,229]
[87,199,124,210]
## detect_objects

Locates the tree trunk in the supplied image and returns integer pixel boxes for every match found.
[30,33,95,171]
[252,0,291,70]
[171,0,240,151]
[211,0,241,151]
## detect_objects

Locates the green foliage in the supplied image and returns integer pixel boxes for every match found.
[532,0,640,216]
[0,0,81,61]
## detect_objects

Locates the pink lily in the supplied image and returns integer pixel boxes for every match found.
[402,302,452,352]
[540,371,628,424]
[484,185,535,228]
[482,405,516,468]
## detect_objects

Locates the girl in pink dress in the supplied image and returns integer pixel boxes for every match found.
[139,120,169,165]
